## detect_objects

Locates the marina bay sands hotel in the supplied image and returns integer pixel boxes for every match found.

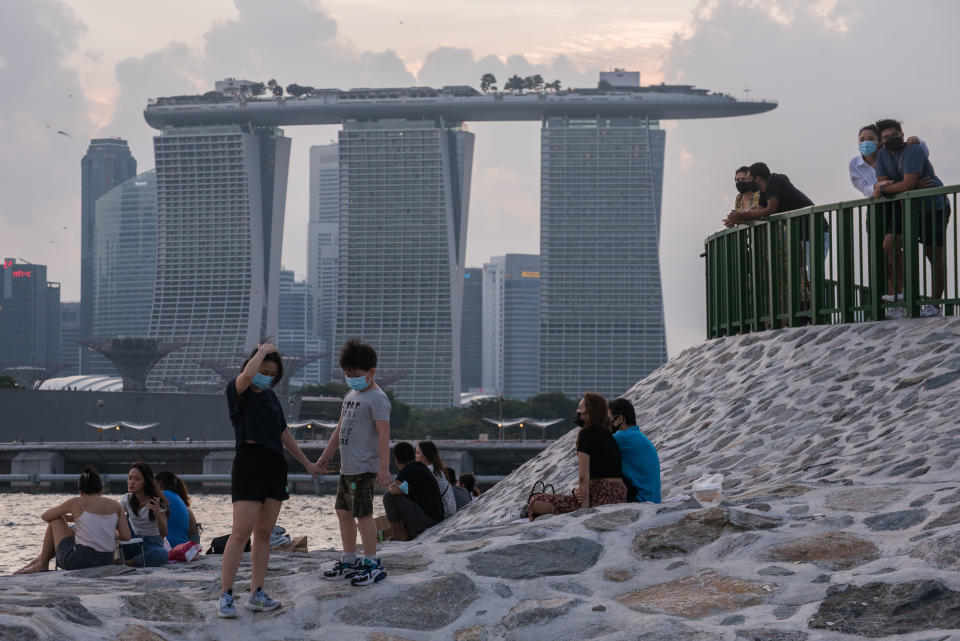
[144,71,775,407]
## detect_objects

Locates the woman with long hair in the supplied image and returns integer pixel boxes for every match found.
[416,441,457,519]
[528,392,626,519]
[155,470,198,548]
[217,342,320,618]
[156,471,201,545]
[120,461,169,566]
[15,466,131,573]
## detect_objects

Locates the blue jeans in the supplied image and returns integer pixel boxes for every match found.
[121,534,168,567]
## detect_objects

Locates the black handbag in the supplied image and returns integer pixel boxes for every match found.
[519,480,556,518]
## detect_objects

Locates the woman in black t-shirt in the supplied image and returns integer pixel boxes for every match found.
[217,343,321,618]
[528,392,627,519]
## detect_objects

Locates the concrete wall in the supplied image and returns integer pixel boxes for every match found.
[0,389,236,442]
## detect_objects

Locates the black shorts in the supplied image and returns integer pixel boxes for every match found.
[881,199,952,246]
[56,537,114,570]
[232,442,289,503]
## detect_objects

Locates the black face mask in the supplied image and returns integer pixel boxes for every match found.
[573,412,586,427]
[885,136,905,153]
[735,180,756,194]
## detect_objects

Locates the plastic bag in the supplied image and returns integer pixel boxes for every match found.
[168,541,202,562]
[692,473,724,503]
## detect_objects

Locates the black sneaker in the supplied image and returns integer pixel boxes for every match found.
[350,558,386,586]
[323,557,363,581]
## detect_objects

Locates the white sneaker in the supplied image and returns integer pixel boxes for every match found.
[920,304,943,318]
[883,294,905,320]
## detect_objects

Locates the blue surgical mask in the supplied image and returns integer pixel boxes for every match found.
[252,373,273,390]
[346,375,370,391]
[859,140,878,156]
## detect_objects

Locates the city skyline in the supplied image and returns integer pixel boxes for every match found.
[4,0,960,360]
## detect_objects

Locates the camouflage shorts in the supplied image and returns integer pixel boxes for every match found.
[335,473,377,518]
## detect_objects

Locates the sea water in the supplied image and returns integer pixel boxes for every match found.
[0,493,346,575]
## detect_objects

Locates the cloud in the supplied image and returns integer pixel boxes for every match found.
[0,0,94,297]
[657,0,960,353]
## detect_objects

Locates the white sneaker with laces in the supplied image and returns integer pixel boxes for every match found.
[883,294,906,320]
[920,304,943,318]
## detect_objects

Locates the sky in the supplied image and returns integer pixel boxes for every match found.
[2,0,959,357]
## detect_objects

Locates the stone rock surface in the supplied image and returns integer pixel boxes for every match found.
[121,593,202,623]
[809,579,960,636]
[910,532,960,570]
[615,569,779,619]
[115,625,170,641]
[863,508,928,530]
[499,597,582,629]
[339,573,478,631]
[631,507,781,559]
[582,508,640,532]
[466,538,602,579]
[758,531,880,570]
[735,630,808,641]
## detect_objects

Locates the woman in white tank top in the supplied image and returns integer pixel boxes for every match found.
[15,466,131,573]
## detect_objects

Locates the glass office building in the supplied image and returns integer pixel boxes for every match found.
[335,119,473,407]
[278,269,324,388]
[0,259,60,366]
[460,267,483,392]
[148,125,291,391]
[539,116,667,398]
[307,143,339,381]
[93,170,157,340]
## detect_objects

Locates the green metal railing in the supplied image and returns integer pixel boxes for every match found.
[705,185,960,338]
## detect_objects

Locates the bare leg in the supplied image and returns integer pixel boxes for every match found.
[925,245,946,301]
[883,233,904,296]
[221,501,259,594]
[388,520,407,542]
[249,498,283,593]
[528,499,556,521]
[356,516,377,558]
[17,517,73,574]
[335,509,358,556]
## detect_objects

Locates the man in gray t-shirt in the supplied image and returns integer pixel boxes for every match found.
[338,387,392,474]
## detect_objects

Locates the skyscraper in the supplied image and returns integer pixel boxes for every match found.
[0,259,61,366]
[482,255,541,400]
[460,267,483,392]
[277,269,323,389]
[539,116,667,398]
[335,119,474,407]
[80,138,136,373]
[93,169,157,340]
[148,125,291,391]
[59,302,80,375]
[307,143,339,382]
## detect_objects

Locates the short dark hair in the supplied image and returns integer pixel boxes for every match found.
[445,466,457,485]
[875,118,902,134]
[609,398,637,426]
[78,465,103,494]
[393,441,415,465]
[241,346,284,387]
[735,165,751,176]
[858,124,880,137]
[340,339,377,371]
[748,162,770,180]
[460,473,478,495]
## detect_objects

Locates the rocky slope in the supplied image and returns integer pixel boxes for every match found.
[2,317,960,640]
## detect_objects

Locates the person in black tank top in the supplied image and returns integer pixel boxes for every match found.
[528,392,628,519]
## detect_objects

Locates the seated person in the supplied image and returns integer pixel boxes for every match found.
[608,398,661,503]
[528,392,627,519]
[459,474,480,498]
[445,466,473,511]
[156,470,193,548]
[416,441,457,519]
[120,461,170,566]
[383,442,444,541]
[15,466,131,573]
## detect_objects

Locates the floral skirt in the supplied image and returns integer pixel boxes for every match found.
[529,478,627,516]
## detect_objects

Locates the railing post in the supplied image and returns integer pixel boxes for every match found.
[786,217,800,326]
[867,202,885,321]
[750,225,762,332]
[767,220,780,328]
[810,209,825,325]
[705,240,715,339]
[902,193,919,317]
[836,206,856,323]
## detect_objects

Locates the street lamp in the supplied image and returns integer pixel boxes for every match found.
[97,399,104,442]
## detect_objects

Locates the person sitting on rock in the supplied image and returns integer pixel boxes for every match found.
[120,461,170,567]
[608,398,661,503]
[528,392,627,520]
[15,466,131,574]
[445,466,474,510]
[156,470,199,547]
[416,441,458,519]
[458,474,480,498]
[382,442,444,541]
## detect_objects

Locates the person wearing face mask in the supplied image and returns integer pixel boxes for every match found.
[317,339,392,587]
[527,392,626,520]
[217,342,321,619]
[608,398,660,504]
[874,118,950,318]
[849,124,926,198]
[733,165,765,213]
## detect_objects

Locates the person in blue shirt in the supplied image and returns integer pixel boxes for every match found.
[608,398,661,503]
[156,470,191,548]
[874,118,950,318]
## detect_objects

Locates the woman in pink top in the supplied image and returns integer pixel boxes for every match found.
[15,466,131,573]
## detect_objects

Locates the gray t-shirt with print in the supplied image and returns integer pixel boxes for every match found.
[338,386,391,475]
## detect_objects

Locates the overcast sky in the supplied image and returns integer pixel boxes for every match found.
[3,0,959,356]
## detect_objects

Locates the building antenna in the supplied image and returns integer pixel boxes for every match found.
[743,86,752,99]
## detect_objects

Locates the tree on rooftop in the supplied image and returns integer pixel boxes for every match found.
[598,79,613,91]
[480,73,497,93]
[546,79,562,92]
[523,74,544,91]
[249,82,267,96]
[504,75,524,92]
[286,83,315,97]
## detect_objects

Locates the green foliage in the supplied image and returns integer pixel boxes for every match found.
[480,73,497,92]
[249,82,267,96]
[504,75,525,91]
[285,83,315,97]
[597,79,613,91]
[546,79,562,92]
[0,375,18,389]
[523,74,544,91]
